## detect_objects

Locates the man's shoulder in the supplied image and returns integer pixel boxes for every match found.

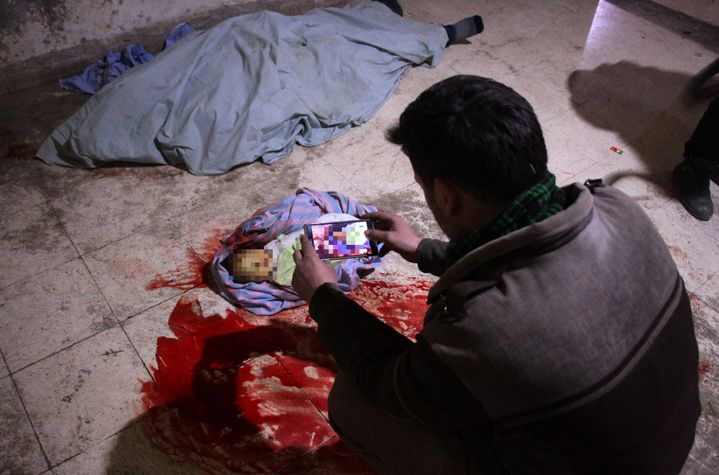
[420,182,682,421]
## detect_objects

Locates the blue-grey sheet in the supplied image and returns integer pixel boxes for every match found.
[37,2,447,175]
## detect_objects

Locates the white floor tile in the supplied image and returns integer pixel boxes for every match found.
[53,421,201,475]
[14,327,148,465]
[0,205,78,290]
[49,169,160,256]
[82,222,189,320]
[0,377,48,474]
[0,258,114,372]
[687,301,719,473]
[646,201,719,291]
[0,158,47,220]
[122,288,235,372]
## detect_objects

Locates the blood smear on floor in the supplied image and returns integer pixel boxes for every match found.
[699,361,712,379]
[146,230,225,291]
[141,274,431,473]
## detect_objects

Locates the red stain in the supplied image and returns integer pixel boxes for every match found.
[667,245,690,265]
[141,275,432,473]
[687,292,707,313]
[699,361,712,379]
[348,277,432,340]
[3,143,36,160]
[146,230,225,291]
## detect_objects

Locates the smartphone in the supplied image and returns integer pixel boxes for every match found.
[304,219,379,260]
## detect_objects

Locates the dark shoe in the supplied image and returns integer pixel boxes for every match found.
[673,158,714,221]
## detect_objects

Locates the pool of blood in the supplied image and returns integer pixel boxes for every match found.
[141,265,432,473]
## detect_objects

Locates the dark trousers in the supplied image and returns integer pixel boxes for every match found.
[684,97,719,164]
[328,372,477,475]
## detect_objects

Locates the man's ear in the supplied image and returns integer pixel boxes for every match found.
[433,178,461,217]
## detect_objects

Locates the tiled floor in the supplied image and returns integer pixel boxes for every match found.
[1,0,719,473]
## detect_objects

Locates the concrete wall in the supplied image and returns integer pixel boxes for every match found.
[1,0,355,66]
[654,0,719,26]
[1,0,245,66]
[0,0,350,92]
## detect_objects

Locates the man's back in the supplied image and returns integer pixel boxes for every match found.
[420,183,700,473]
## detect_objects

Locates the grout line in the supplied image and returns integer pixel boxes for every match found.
[44,170,218,260]
[48,418,141,471]
[78,252,158,383]
[0,197,50,221]
[1,223,189,467]
[2,272,192,375]
[3,209,183,375]
[0,347,53,471]
[48,451,88,471]
[0,254,79,293]
[0,201,81,292]
[118,324,156,383]
[49,450,83,470]
[274,356,333,426]
[7,325,118,376]
[120,291,184,323]
[9,203,159,382]
[81,258,160,381]
[65,211,180,259]
[51,202,82,262]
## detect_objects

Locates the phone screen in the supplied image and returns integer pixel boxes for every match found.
[304,220,378,260]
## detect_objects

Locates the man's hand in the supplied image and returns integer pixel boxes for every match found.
[362,211,422,263]
[292,235,338,302]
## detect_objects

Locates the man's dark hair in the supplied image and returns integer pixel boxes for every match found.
[387,75,548,203]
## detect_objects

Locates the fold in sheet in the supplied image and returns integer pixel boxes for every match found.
[37,3,447,174]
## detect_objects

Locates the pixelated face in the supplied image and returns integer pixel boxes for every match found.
[232,249,276,283]
[309,221,371,259]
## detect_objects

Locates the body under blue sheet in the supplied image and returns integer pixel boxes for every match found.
[37,3,447,175]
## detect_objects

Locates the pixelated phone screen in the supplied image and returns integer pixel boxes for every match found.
[306,220,376,259]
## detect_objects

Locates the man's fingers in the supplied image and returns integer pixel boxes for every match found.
[292,249,302,265]
[300,235,317,258]
[361,211,393,230]
[366,228,393,257]
[365,228,388,242]
[360,211,386,220]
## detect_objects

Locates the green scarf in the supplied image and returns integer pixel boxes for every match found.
[444,171,567,269]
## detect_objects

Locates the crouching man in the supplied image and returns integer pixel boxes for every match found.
[292,75,700,474]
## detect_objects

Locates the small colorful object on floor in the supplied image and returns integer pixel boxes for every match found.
[610,146,624,155]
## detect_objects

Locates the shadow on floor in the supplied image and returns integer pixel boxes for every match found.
[567,60,710,194]
[106,412,373,474]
